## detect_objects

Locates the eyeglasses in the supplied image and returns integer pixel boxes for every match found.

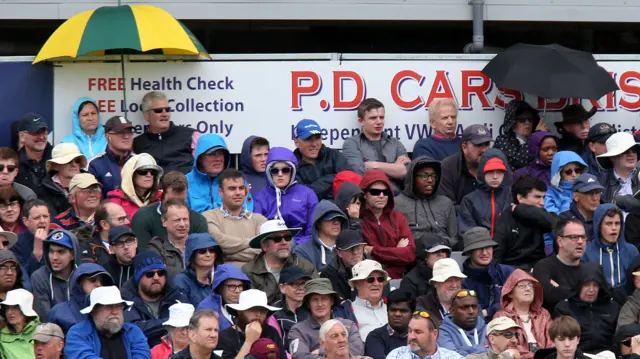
[416,173,438,181]
[516,281,535,290]
[196,247,217,255]
[268,235,292,243]
[112,237,136,249]
[224,284,244,292]
[0,201,19,211]
[287,281,307,289]
[149,107,171,113]
[413,311,431,319]
[0,165,17,173]
[560,234,587,242]
[492,331,517,339]
[143,269,166,279]
[135,170,157,176]
[270,167,292,176]
[367,188,391,197]
[365,276,386,284]
[79,186,102,194]
[0,265,16,274]
[563,168,582,176]
[455,290,477,298]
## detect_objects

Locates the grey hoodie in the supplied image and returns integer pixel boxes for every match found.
[31,229,81,319]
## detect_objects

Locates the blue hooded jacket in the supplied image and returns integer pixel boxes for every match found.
[196,264,251,332]
[241,136,268,196]
[462,259,515,320]
[61,97,107,160]
[172,233,223,307]
[582,203,638,288]
[65,319,150,359]
[293,200,348,271]
[544,151,587,215]
[48,263,114,333]
[437,314,488,356]
[253,147,318,245]
[186,134,253,212]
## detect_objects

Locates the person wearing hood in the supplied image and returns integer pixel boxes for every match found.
[513,131,558,187]
[494,100,543,171]
[437,289,488,356]
[400,239,451,299]
[0,250,31,302]
[121,251,189,348]
[555,104,596,154]
[553,263,621,354]
[48,262,114,333]
[581,123,615,178]
[459,149,512,236]
[294,200,348,272]
[333,182,363,233]
[332,171,362,199]
[172,233,223,307]
[254,147,318,244]
[461,227,515,320]
[394,157,458,249]
[359,169,415,279]
[0,147,37,204]
[240,136,270,196]
[320,229,367,301]
[107,153,163,219]
[544,151,588,216]
[196,263,252,332]
[412,98,462,161]
[558,173,603,246]
[494,270,554,359]
[31,229,81,319]
[54,173,102,231]
[0,289,41,359]
[61,97,107,160]
[187,134,253,213]
[293,119,351,200]
[583,204,638,289]
[105,226,138,288]
[596,132,640,205]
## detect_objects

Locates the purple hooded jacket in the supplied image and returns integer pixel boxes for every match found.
[253,147,318,245]
[513,131,557,186]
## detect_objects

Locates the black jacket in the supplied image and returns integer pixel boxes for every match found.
[493,204,557,271]
[553,263,621,354]
[16,143,52,189]
[415,290,444,325]
[557,132,587,154]
[599,169,640,204]
[218,325,286,359]
[364,324,407,359]
[399,262,433,299]
[34,173,70,216]
[170,346,220,359]
[438,151,478,211]
[79,231,112,273]
[334,182,363,233]
[294,145,351,200]
[320,255,355,301]
[133,122,195,174]
[272,296,309,347]
[105,255,134,289]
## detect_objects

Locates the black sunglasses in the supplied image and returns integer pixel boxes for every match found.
[367,188,391,197]
[136,170,157,176]
[149,107,171,113]
[196,247,217,255]
[0,241,8,248]
[144,270,167,279]
[365,276,386,284]
[270,167,292,176]
[269,235,293,243]
[0,165,17,173]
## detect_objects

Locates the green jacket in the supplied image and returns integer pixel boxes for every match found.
[0,318,40,359]
[131,202,208,250]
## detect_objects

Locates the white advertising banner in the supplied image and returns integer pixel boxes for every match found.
[53,60,640,153]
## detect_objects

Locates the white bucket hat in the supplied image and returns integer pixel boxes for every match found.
[348,259,390,287]
[249,220,302,249]
[429,258,467,283]
[596,132,640,170]
[0,226,18,248]
[163,302,195,328]
[46,143,87,171]
[226,289,281,313]
[80,286,133,314]
[1,288,38,318]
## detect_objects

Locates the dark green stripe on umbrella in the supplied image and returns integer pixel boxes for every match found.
[179,21,208,54]
[77,5,142,56]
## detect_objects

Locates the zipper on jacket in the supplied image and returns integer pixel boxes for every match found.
[490,191,496,237]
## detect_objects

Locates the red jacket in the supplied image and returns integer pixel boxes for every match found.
[151,336,173,359]
[106,189,162,219]
[359,169,415,279]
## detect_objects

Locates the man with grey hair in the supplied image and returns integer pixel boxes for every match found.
[171,310,220,359]
[133,91,200,174]
[412,98,461,161]
[64,286,150,359]
[319,320,352,359]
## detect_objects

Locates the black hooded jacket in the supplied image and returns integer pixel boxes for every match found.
[334,182,363,233]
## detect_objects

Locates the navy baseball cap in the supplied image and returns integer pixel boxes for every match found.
[19,113,49,134]
[279,266,311,285]
[43,230,74,250]
[461,125,492,145]
[586,123,616,143]
[294,119,322,140]
[572,173,604,193]
[108,226,136,244]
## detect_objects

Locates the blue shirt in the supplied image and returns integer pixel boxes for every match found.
[386,345,463,359]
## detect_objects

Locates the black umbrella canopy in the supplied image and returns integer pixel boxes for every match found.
[482,43,619,100]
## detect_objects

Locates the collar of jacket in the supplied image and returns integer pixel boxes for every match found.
[294,145,328,165]
[245,252,297,275]
[106,147,133,166]
[186,267,212,288]
[386,323,408,338]
[145,122,178,140]
[19,143,52,165]
[359,131,390,144]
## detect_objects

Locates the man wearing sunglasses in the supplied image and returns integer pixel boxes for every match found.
[348,259,390,341]
[15,113,53,190]
[122,251,188,347]
[467,317,522,359]
[437,289,489,356]
[0,147,37,202]
[134,91,199,174]
[596,132,640,212]
[581,123,614,178]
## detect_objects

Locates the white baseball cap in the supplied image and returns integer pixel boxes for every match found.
[348,259,390,287]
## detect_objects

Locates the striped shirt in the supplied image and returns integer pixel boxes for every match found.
[386,345,464,359]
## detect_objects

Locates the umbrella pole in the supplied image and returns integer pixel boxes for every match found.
[121,52,127,115]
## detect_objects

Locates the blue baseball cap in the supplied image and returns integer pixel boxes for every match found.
[44,230,74,250]
[294,119,322,140]
[572,173,604,193]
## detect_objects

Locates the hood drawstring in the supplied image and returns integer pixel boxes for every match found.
[599,242,622,287]
[457,327,479,347]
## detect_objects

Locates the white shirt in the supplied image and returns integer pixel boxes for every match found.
[351,296,388,341]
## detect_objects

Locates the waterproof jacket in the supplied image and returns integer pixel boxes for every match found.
[399,262,433,299]
[16,142,52,189]
[359,169,416,279]
[294,145,350,200]
[240,136,268,196]
[394,157,458,248]
[332,170,363,197]
[34,173,70,216]
[49,263,114,333]
[147,236,185,282]
[61,97,107,160]
[107,153,163,219]
[438,151,479,210]
[133,121,195,175]
[544,151,587,215]
[105,254,134,288]
[12,227,59,276]
[319,255,357,301]
[242,252,317,304]
[288,317,363,359]
[513,131,556,186]
[79,231,111,271]
[253,147,318,245]
[618,288,640,329]
[196,264,252,332]
[31,229,81,319]
[64,319,150,359]
[121,278,189,348]
[293,200,348,271]
[553,263,620,354]
[458,148,513,236]
[172,233,222,307]
[0,318,40,359]
[88,147,134,197]
[583,203,638,288]
[270,296,309,347]
[150,336,174,359]
[494,100,541,171]
[437,314,488,356]
[560,202,595,241]
[462,259,515,319]
[334,182,363,233]
[494,269,553,359]
[581,149,606,179]
[599,168,640,204]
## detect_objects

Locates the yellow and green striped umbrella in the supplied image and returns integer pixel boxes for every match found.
[33,4,210,64]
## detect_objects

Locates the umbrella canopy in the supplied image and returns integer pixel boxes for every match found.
[33,4,210,64]
[481,43,618,100]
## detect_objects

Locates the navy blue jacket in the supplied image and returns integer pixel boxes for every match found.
[88,147,134,197]
[294,145,351,200]
[172,233,222,307]
[462,259,515,320]
[11,230,46,276]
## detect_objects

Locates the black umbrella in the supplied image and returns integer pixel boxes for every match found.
[481,43,619,100]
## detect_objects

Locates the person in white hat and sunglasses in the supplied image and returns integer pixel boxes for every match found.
[151,302,195,359]
[597,132,640,207]
[0,288,40,359]
[348,259,390,342]
[64,286,149,359]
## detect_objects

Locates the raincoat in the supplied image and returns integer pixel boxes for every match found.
[64,319,150,359]
[240,136,268,196]
[61,97,107,160]
[196,264,252,331]
[294,145,350,200]
[494,100,541,171]
[544,151,587,215]
[107,153,163,219]
[437,314,488,356]
[462,259,515,319]
[513,131,556,186]
[333,182,363,233]
[0,318,40,359]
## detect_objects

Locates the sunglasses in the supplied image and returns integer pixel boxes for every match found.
[0,165,17,173]
[623,338,633,346]
[413,311,431,319]
[136,170,157,176]
[455,290,477,298]
[516,117,534,123]
[365,276,386,284]
[563,168,582,176]
[270,167,292,176]
[269,235,293,243]
[71,158,84,165]
[144,270,167,279]
[149,107,171,113]
[196,247,217,255]
[367,188,391,197]
[0,241,9,248]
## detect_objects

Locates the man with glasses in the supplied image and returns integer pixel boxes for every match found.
[348,259,390,341]
[467,317,522,359]
[365,290,415,359]
[0,147,36,202]
[80,202,130,269]
[272,266,312,346]
[89,116,135,197]
[243,220,318,304]
[122,251,188,347]
[533,218,587,311]
[386,310,462,359]
[197,263,252,331]
[105,226,138,288]
[15,113,53,189]
[54,173,102,231]
[134,91,200,174]
[437,289,488,356]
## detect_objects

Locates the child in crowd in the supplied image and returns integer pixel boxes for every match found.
[544,151,588,215]
[514,131,558,186]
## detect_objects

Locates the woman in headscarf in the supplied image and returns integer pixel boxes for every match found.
[107,153,163,219]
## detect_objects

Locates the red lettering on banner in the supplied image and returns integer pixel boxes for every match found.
[390,70,424,110]
[426,71,455,106]
[291,71,322,111]
[460,70,492,110]
[494,88,524,109]
[97,100,115,113]
[333,71,366,110]
[88,78,124,91]
[619,71,640,111]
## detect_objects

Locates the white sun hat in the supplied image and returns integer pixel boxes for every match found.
[348,259,390,287]
[226,289,281,313]
[429,258,467,283]
[249,220,302,249]
[163,302,195,328]
[80,286,133,314]
[596,132,640,170]
[0,225,18,248]
[46,143,87,171]
[1,288,38,318]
